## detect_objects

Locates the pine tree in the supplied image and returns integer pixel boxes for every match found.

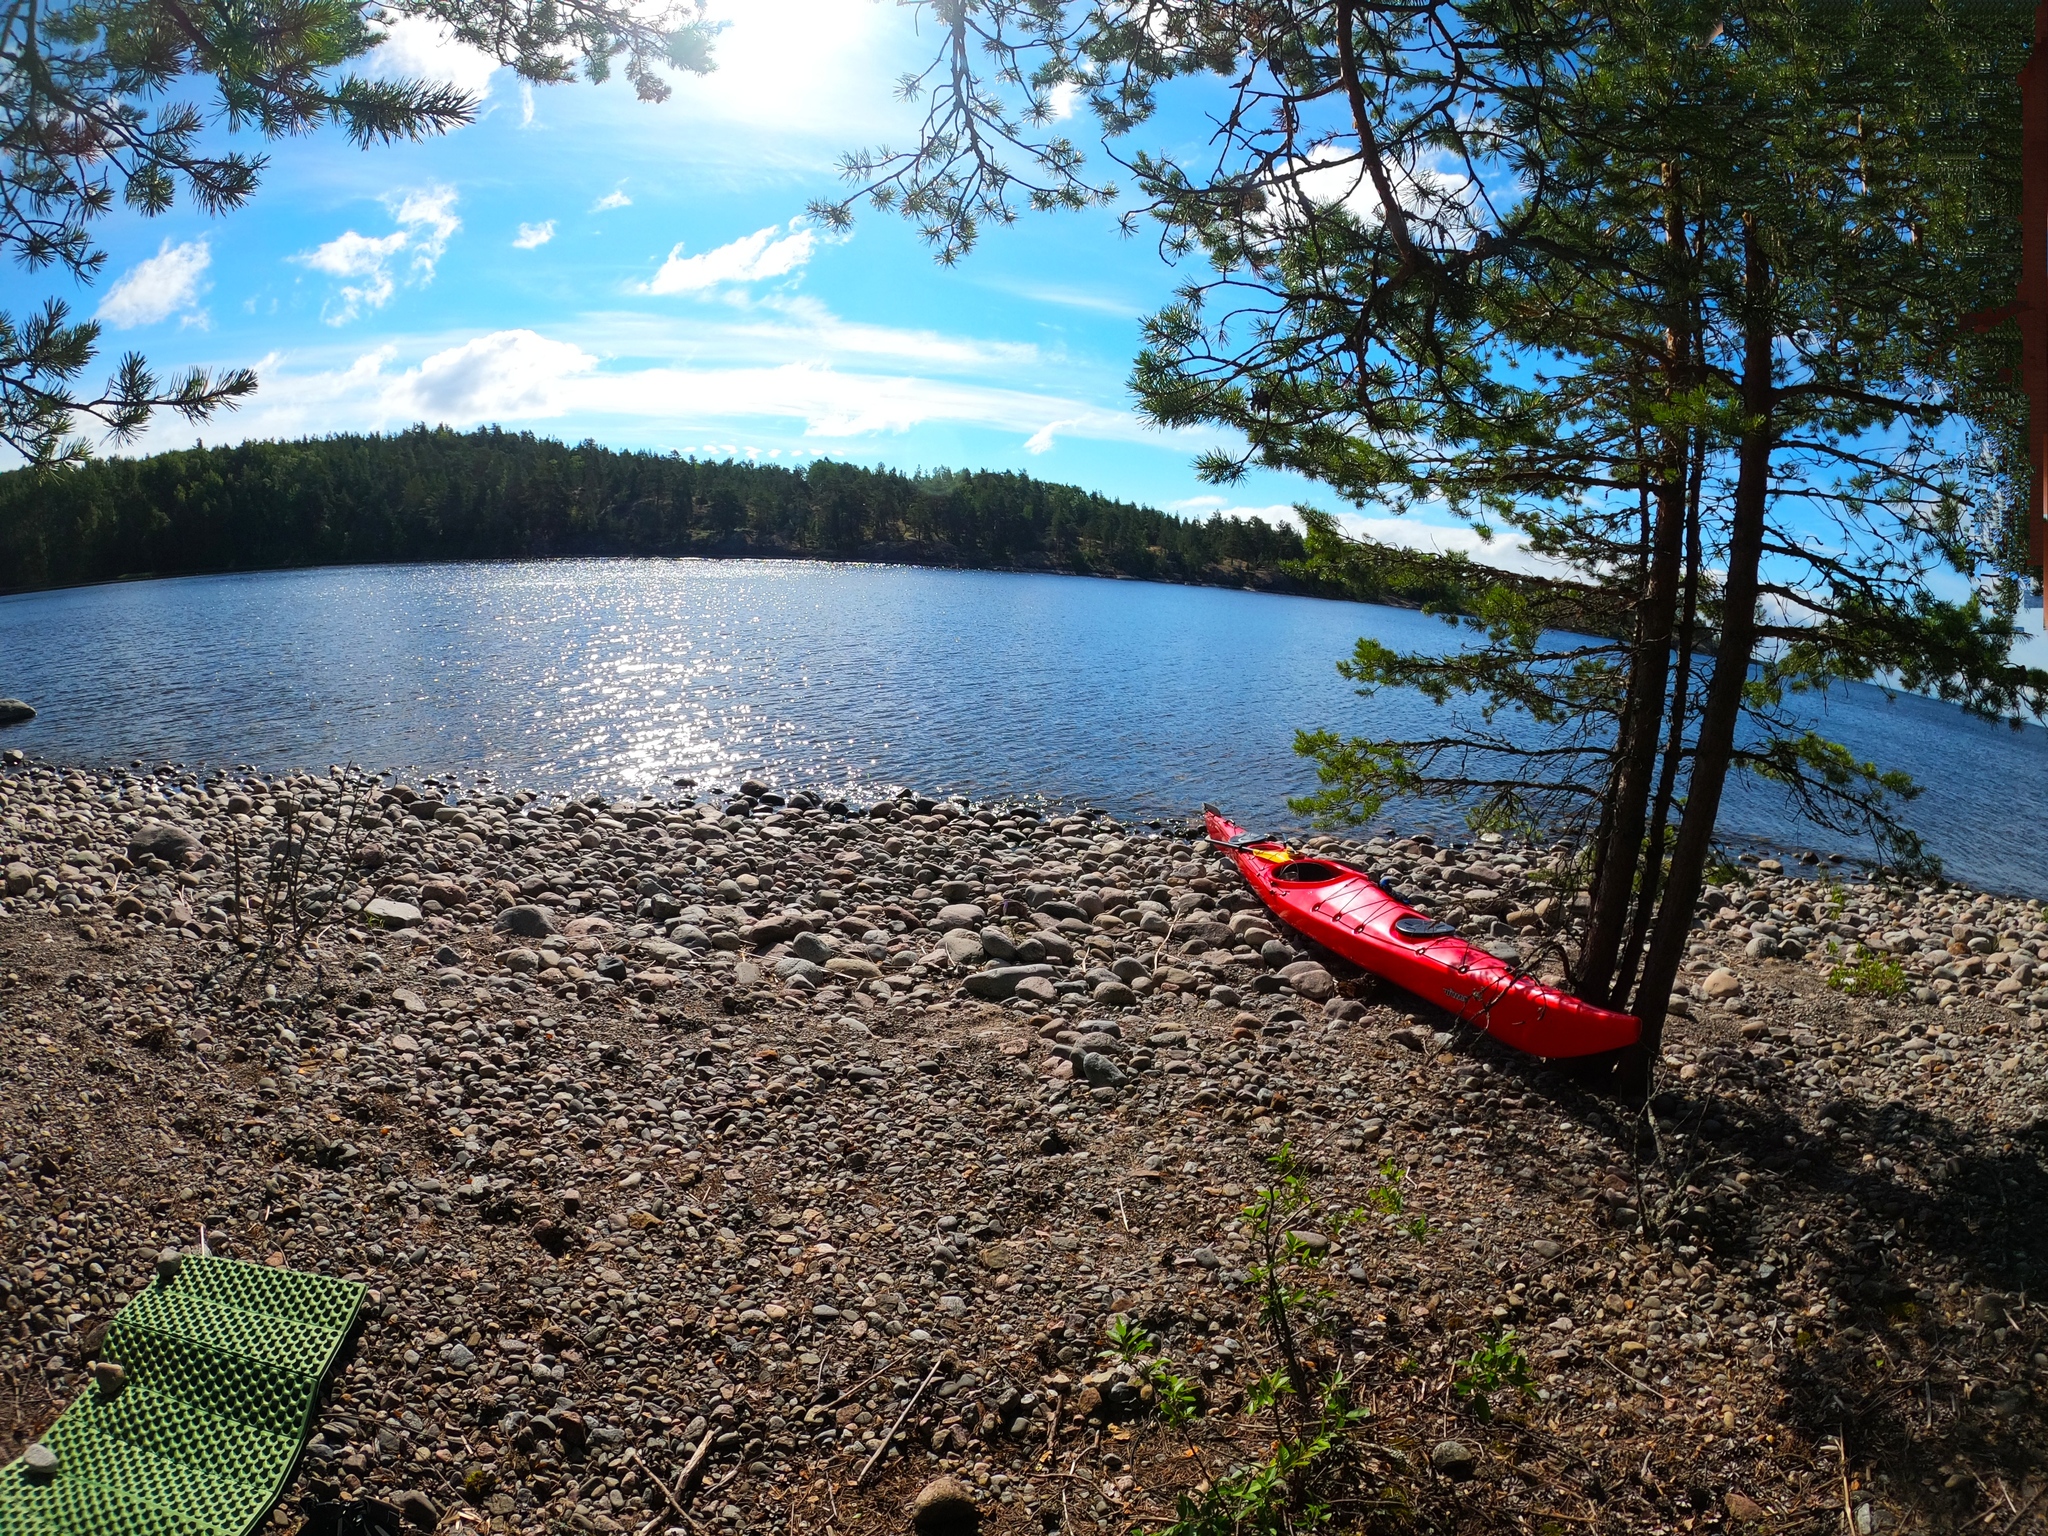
[836,0,2048,1082]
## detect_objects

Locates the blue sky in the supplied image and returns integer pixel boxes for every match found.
[55,0,2048,649]
[73,1,1462,546]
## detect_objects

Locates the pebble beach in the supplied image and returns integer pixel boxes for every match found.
[1,754,2044,1535]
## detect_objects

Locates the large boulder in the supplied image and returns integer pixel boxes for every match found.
[127,821,202,865]
[934,902,986,931]
[911,1476,979,1536]
[364,897,422,928]
[773,956,832,987]
[791,931,841,964]
[0,699,34,726]
[962,964,1055,1001]
[495,904,556,939]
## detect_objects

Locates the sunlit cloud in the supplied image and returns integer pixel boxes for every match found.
[98,239,212,328]
[983,278,1144,319]
[164,325,1200,452]
[592,189,632,212]
[1170,496,1568,578]
[369,15,499,103]
[296,187,461,324]
[642,219,819,295]
[513,220,557,249]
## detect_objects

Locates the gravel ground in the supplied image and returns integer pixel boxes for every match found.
[1,757,2044,1536]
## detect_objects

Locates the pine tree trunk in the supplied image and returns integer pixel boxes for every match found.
[1578,180,1696,1008]
[1576,463,1686,1005]
[1629,221,1775,1075]
[1617,430,1705,1008]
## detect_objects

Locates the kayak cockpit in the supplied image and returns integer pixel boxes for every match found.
[1268,859,1347,885]
[1391,914,1460,939]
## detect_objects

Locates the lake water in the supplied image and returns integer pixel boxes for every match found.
[3,558,2043,894]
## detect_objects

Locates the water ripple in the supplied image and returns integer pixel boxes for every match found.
[0,557,2042,892]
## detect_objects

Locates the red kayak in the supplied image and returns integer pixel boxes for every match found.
[1204,807,1639,1059]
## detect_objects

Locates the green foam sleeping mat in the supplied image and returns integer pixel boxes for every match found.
[0,1255,365,1536]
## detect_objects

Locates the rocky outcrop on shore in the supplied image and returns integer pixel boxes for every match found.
[0,759,2043,1535]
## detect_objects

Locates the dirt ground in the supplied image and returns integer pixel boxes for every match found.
[1,764,2043,1535]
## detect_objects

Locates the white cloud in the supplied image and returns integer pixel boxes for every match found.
[984,278,1142,318]
[1169,496,1300,523]
[392,186,461,281]
[296,187,461,324]
[514,220,557,249]
[369,15,499,103]
[592,189,632,212]
[297,230,408,323]
[1025,419,1083,454]
[1255,148,1485,248]
[643,219,818,294]
[1045,80,1082,121]
[180,325,1189,450]
[1335,511,1565,578]
[408,330,597,418]
[1169,496,1569,578]
[97,239,212,328]
[660,294,1041,373]
[520,83,536,127]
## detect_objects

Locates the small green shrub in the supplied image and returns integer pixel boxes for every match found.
[1101,1314,1158,1365]
[1828,953,1909,999]
[1365,1159,1406,1216]
[1151,1147,1417,1535]
[1452,1330,1535,1421]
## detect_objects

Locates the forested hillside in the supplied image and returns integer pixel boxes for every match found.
[0,427,1313,594]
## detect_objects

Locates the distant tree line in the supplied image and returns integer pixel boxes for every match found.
[0,426,1326,595]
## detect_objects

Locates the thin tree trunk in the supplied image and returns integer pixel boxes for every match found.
[1616,424,1705,1008]
[1578,460,1685,1006]
[1630,218,1775,1077]
[1576,180,1694,1007]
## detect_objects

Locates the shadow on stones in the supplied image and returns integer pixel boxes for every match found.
[1414,1008,2047,1533]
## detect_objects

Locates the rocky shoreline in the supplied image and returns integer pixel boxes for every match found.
[1,756,2043,1535]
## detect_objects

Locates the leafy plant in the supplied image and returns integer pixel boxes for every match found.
[1152,1367,1199,1428]
[1097,1313,1206,1428]
[1100,1314,1158,1366]
[1156,1374,1377,1536]
[1238,1145,1343,1403]
[1365,1159,1407,1217]
[1452,1331,1536,1422]
[1153,1146,1410,1534]
[1828,953,1910,1000]
[1703,857,1753,889]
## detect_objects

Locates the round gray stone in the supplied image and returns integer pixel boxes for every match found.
[495,904,556,938]
[1430,1440,1477,1480]
[127,821,202,864]
[912,1475,979,1536]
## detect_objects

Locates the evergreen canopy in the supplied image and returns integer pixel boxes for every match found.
[832,0,2048,1074]
[0,426,1310,593]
